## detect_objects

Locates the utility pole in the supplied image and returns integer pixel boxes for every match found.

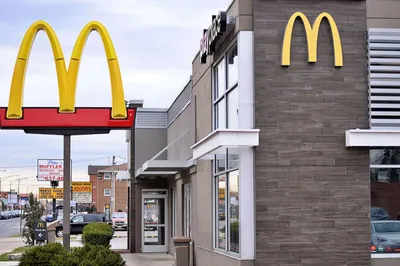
[111,156,116,214]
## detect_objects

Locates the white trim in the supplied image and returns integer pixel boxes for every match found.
[346,129,400,147]
[370,164,400,169]
[237,31,255,260]
[104,189,111,197]
[142,159,195,172]
[115,171,130,181]
[191,129,259,160]
[135,167,177,178]
[371,253,400,258]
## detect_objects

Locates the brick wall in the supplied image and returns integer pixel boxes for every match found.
[253,0,370,265]
[89,174,128,213]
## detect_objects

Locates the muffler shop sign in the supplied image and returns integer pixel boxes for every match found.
[37,159,64,181]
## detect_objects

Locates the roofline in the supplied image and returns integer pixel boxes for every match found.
[166,76,192,113]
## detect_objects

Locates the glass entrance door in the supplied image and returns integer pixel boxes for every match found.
[142,190,168,252]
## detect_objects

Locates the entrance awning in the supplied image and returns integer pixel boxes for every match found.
[191,129,260,160]
[135,167,178,178]
[142,159,194,172]
[135,129,196,178]
[346,129,400,147]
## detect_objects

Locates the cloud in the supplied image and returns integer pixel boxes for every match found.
[0,0,232,193]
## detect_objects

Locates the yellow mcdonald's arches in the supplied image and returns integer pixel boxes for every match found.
[281,12,343,67]
[7,20,126,119]
[37,222,44,228]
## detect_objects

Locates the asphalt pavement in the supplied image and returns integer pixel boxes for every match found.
[0,218,23,238]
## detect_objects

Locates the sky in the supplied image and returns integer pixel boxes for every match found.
[0,0,231,193]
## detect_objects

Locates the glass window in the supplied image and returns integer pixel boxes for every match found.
[172,188,177,237]
[184,184,192,237]
[216,175,226,249]
[228,170,239,253]
[215,153,226,173]
[214,170,240,254]
[104,189,111,196]
[214,59,226,100]
[228,148,239,169]
[227,45,238,89]
[370,148,400,254]
[216,99,226,129]
[371,148,400,165]
[104,173,111,179]
[227,88,238,129]
[72,215,83,223]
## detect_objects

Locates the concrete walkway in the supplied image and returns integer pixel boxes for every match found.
[0,237,27,254]
[121,253,174,266]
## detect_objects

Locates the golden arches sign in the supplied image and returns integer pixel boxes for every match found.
[7,20,126,119]
[37,222,45,228]
[281,12,343,67]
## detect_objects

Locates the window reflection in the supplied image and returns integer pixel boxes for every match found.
[216,99,226,129]
[228,170,239,253]
[370,148,400,253]
[371,148,400,165]
[227,45,238,89]
[227,88,238,129]
[228,148,239,169]
[217,175,226,249]
[215,154,226,173]
[214,60,226,100]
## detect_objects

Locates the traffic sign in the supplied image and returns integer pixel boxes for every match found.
[34,221,47,242]
[105,204,110,209]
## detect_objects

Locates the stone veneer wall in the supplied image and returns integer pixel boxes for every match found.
[253,0,370,265]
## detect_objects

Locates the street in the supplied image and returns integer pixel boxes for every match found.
[0,218,23,238]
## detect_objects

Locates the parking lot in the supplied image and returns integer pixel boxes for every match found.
[0,210,22,220]
[0,216,23,238]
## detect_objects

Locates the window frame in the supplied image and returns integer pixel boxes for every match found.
[172,187,177,237]
[211,42,240,256]
[183,183,192,238]
[212,43,239,131]
[104,189,111,197]
[104,173,111,179]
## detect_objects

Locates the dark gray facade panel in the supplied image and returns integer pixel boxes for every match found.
[135,128,167,170]
[253,0,370,265]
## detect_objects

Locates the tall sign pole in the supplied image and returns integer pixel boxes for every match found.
[63,135,71,250]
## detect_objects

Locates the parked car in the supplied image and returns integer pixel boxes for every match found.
[111,212,127,230]
[55,214,112,237]
[371,220,400,253]
[0,212,6,220]
[371,207,391,221]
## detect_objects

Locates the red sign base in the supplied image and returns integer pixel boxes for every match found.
[0,107,136,135]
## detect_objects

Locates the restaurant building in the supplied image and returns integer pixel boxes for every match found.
[126,0,400,265]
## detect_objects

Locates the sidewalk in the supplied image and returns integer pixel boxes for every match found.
[121,253,174,266]
[0,237,27,255]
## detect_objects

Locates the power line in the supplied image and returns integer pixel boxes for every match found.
[0,156,112,169]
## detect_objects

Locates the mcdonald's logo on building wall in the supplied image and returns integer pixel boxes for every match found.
[0,21,136,131]
[281,12,343,67]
